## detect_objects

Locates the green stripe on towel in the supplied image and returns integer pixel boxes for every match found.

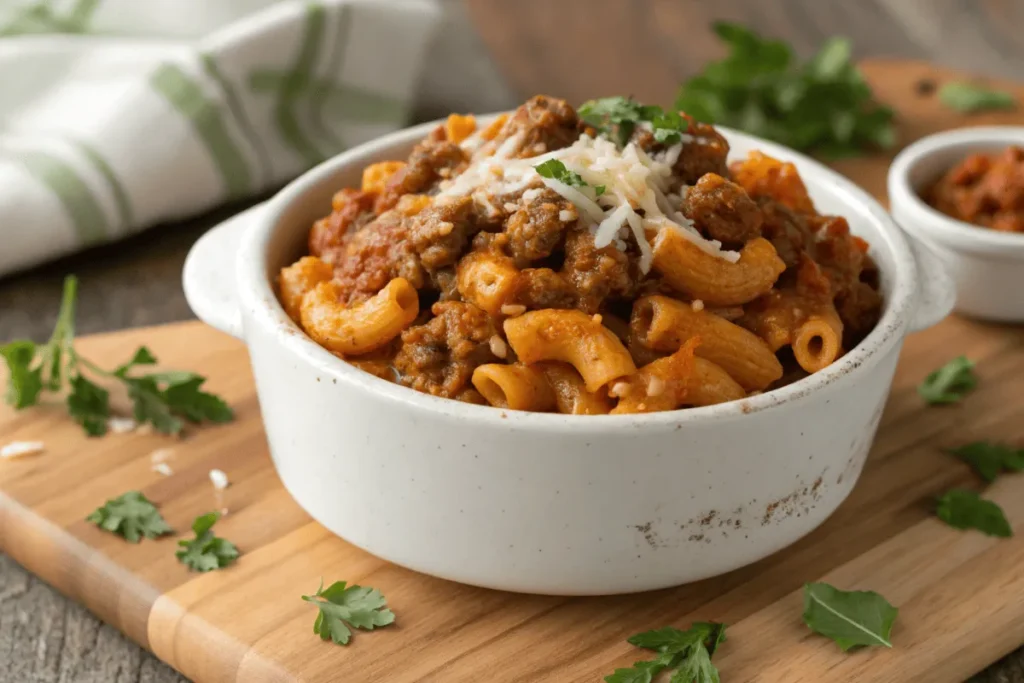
[15,149,109,245]
[150,63,253,199]
[256,1,329,167]
[309,3,350,152]
[201,53,274,185]
[69,139,133,229]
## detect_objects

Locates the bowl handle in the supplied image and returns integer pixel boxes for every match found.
[182,203,266,340]
[907,236,956,332]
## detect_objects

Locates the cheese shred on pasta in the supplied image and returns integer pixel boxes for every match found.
[443,130,741,273]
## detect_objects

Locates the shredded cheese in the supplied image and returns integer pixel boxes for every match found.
[437,131,740,273]
[209,469,230,490]
[108,417,137,434]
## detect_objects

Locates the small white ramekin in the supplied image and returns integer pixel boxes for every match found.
[889,127,1024,322]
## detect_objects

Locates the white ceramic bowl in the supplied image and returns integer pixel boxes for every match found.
[183,118,954,595]
[889,126,1024,322]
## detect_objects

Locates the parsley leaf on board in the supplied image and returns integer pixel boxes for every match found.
[935,489,1012,538]
[918,355,977,405]
[674,23,895,157]
[605,622,726,683]
[301,579,396,646]
[176,512,240,571]
[939,82,1016,113]
[949,442,1024,482]
[802,582,898,651]
[86,491,173,543]
[0,276,233,436]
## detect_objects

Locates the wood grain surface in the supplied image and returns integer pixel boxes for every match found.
[3,1,1024,679]
[1,313,1023,682]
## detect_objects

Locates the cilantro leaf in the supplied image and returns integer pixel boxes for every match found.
[176,512,239,571]
[802,582,898,651]
[86,491,173,543]
[675,23,894,157]
[939,82,1016,113]
[67,374,110,436]
[301,579,396,645]
[606,622,726,683]
[935,489,1012,537]
[577,96,690,148]
[0,340,43,409]
[594,184,607,196]
[125,377,184,435]
[534,159,587,188]
[161,375,233,424]
[949,441,1024,482]
[918,356,977,405]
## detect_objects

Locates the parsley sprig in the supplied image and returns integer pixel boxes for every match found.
[577,96,691,147]
[949,441,1024,482]
[939,82,1016,113]
[605,622,726,683]
[534,159,605,196]
[803,582,898,651]
[176,512,240,571]
[302,579,396,646]
[918,355,977,405]
[86,491,173,543]
[936,490,1012,538]
[0,275,233,436]
[674,23,895,157]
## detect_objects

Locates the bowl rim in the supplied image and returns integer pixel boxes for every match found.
[888,125,1024,256]
[236,115,916,433]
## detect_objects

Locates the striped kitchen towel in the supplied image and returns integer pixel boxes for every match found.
[0,0,439,276]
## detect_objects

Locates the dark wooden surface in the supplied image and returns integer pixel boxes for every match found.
[2,1,1024,681]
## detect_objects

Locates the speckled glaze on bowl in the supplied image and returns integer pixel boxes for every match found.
[184,117,954,595]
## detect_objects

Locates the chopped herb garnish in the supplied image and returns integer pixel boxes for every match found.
[577,96,690,147]
[302,579,396,646]
[534,159,586,188]
[949,441,1024,482]
[604,622,726,683]
[935,489,1012,537]
[175,512,240,571]
[86,491,173,543]
[594,184,607,196]
[0,276,233,436]
[918,355,977,405]
[939,82,1016,113]
[674,23,895,157]
[802,582,898,651]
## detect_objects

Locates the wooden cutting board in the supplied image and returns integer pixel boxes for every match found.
[2,59,1024,683]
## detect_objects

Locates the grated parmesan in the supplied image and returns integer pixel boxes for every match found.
[107,417,137,434]
[153,462,173,477]
[209,469,230,490]
[437,131,740,273]
[0,441,44,459]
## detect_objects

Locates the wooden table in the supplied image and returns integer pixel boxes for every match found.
[2,1,1023,681]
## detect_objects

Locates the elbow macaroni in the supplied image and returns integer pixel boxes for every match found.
[652,233,786,306]
[632,295,782,391]
[503,309,637,392]
[300,277,419,356]
[281,98,882,414]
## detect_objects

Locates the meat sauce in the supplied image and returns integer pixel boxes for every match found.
[925,145,1024,233]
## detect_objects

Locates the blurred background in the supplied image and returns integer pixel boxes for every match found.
[2,1,1023,681]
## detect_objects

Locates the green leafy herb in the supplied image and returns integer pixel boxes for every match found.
[605,622,727,683]
[939,82,1016,113]
[301,579,396,646]
[802,582,898,651]
[918,355,977,405]
[577,96,690,147]
[175,512,240,571]
[935,489,1012,537]
[0,275,233,436]
[594,184,607,196]
[674,23,895,157]
[86,491,173,543]
[949,441,1024,482]
[534,159,586,188]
